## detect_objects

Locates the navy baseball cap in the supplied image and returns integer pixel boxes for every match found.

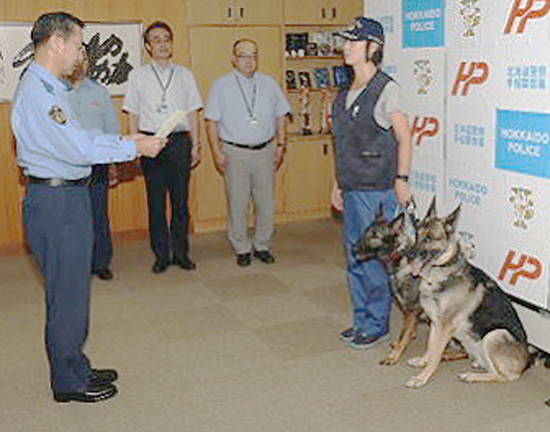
[336,17,385,45]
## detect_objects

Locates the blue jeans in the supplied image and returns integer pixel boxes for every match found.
[343,189,397,337]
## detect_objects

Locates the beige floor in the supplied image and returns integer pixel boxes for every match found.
[1,218,549,431]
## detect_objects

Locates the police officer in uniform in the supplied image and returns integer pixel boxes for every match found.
[11,12,165,403]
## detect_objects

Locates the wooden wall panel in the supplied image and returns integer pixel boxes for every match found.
[0,0,189,251]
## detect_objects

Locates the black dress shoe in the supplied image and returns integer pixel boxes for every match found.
[93,269,113,280]
[236,253,251,267]
[90,368,118,386]
[152,259,170,274]
[173,256,197,271]
[253,250,275,264]
[54,383,117,403]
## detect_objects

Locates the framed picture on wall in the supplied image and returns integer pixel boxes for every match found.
[0,21,142,101]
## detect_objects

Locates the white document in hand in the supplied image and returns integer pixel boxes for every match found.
[155,110,189,138]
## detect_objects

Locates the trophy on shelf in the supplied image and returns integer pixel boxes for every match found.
[299,85,312,135]
[319,85,332,134]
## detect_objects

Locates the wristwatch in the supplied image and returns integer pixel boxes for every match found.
[395,174,409,182]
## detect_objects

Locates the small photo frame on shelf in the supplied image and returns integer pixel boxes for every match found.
[314,68,331,89]
[320,31,335,56]
[285,33,308,57]
[298,71,312,89]
[333,65,353,88]
[305,42,318,57]
[285,70,297,91]
[308,32,323,54]
[310,30,336,56]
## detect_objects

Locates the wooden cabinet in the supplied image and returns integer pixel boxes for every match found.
[283,135,334,219]
[284,0,362,25]
[188,26,284,232]
[186,0,283,25]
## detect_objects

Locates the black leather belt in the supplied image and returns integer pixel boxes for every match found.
[139,130,188,137]
[27,175,91,187]
[224,139,272,150]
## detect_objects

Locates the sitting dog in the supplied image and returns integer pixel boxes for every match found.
[405,200,531,388]
[353,205,466,365]
[353,208,421,365]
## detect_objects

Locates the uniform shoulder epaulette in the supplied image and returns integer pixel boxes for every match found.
[40,79,55,95]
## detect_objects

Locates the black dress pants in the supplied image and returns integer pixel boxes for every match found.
[89,164,113,272]
[140,132,192,263]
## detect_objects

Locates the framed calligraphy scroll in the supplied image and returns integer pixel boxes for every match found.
[0,21,142,102]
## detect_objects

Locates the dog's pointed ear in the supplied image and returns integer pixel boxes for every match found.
[425,196,437,219]
[390,212,405,233]
[444,205,461,235]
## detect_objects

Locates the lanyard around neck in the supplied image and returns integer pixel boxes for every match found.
[234,72,257,118]
[151,64,175,103]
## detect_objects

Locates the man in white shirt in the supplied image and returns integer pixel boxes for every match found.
[123,21,203,274]
[205,39,290,267]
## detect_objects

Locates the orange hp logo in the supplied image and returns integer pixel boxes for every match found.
[498,249,543,286]
[452,61,489,96]
[411,116,439,146]
[504,0,550,34]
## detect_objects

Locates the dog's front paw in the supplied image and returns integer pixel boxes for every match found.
[405,374,429,389]
[458,372,476,383]
[379,355,398,366]
[407,356,427,368]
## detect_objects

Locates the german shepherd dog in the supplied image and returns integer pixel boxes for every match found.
[405,200,531,388]
[353,205,467,366]
[353,208,421,365]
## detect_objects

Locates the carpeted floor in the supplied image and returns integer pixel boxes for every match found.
[1,218,549,431]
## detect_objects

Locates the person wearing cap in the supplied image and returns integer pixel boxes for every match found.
[204,39,291,267]
[331,17,413,349]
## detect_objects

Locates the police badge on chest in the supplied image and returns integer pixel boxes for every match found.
[48,106,67,125]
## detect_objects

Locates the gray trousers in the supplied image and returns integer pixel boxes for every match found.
[223,142,275,254]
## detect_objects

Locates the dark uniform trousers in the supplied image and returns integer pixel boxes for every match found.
[140,131,192,263]
[24,183,93,392]
[89,164,113,272]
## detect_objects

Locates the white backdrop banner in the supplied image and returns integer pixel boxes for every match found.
[0,21,142,101]
[366,0,550,311]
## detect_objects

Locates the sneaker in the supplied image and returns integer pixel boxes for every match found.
[349,332,389,350]
[339,327,357,343]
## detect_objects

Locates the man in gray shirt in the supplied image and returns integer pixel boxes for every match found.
[67,52,119,281]
[205,38,291,266]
